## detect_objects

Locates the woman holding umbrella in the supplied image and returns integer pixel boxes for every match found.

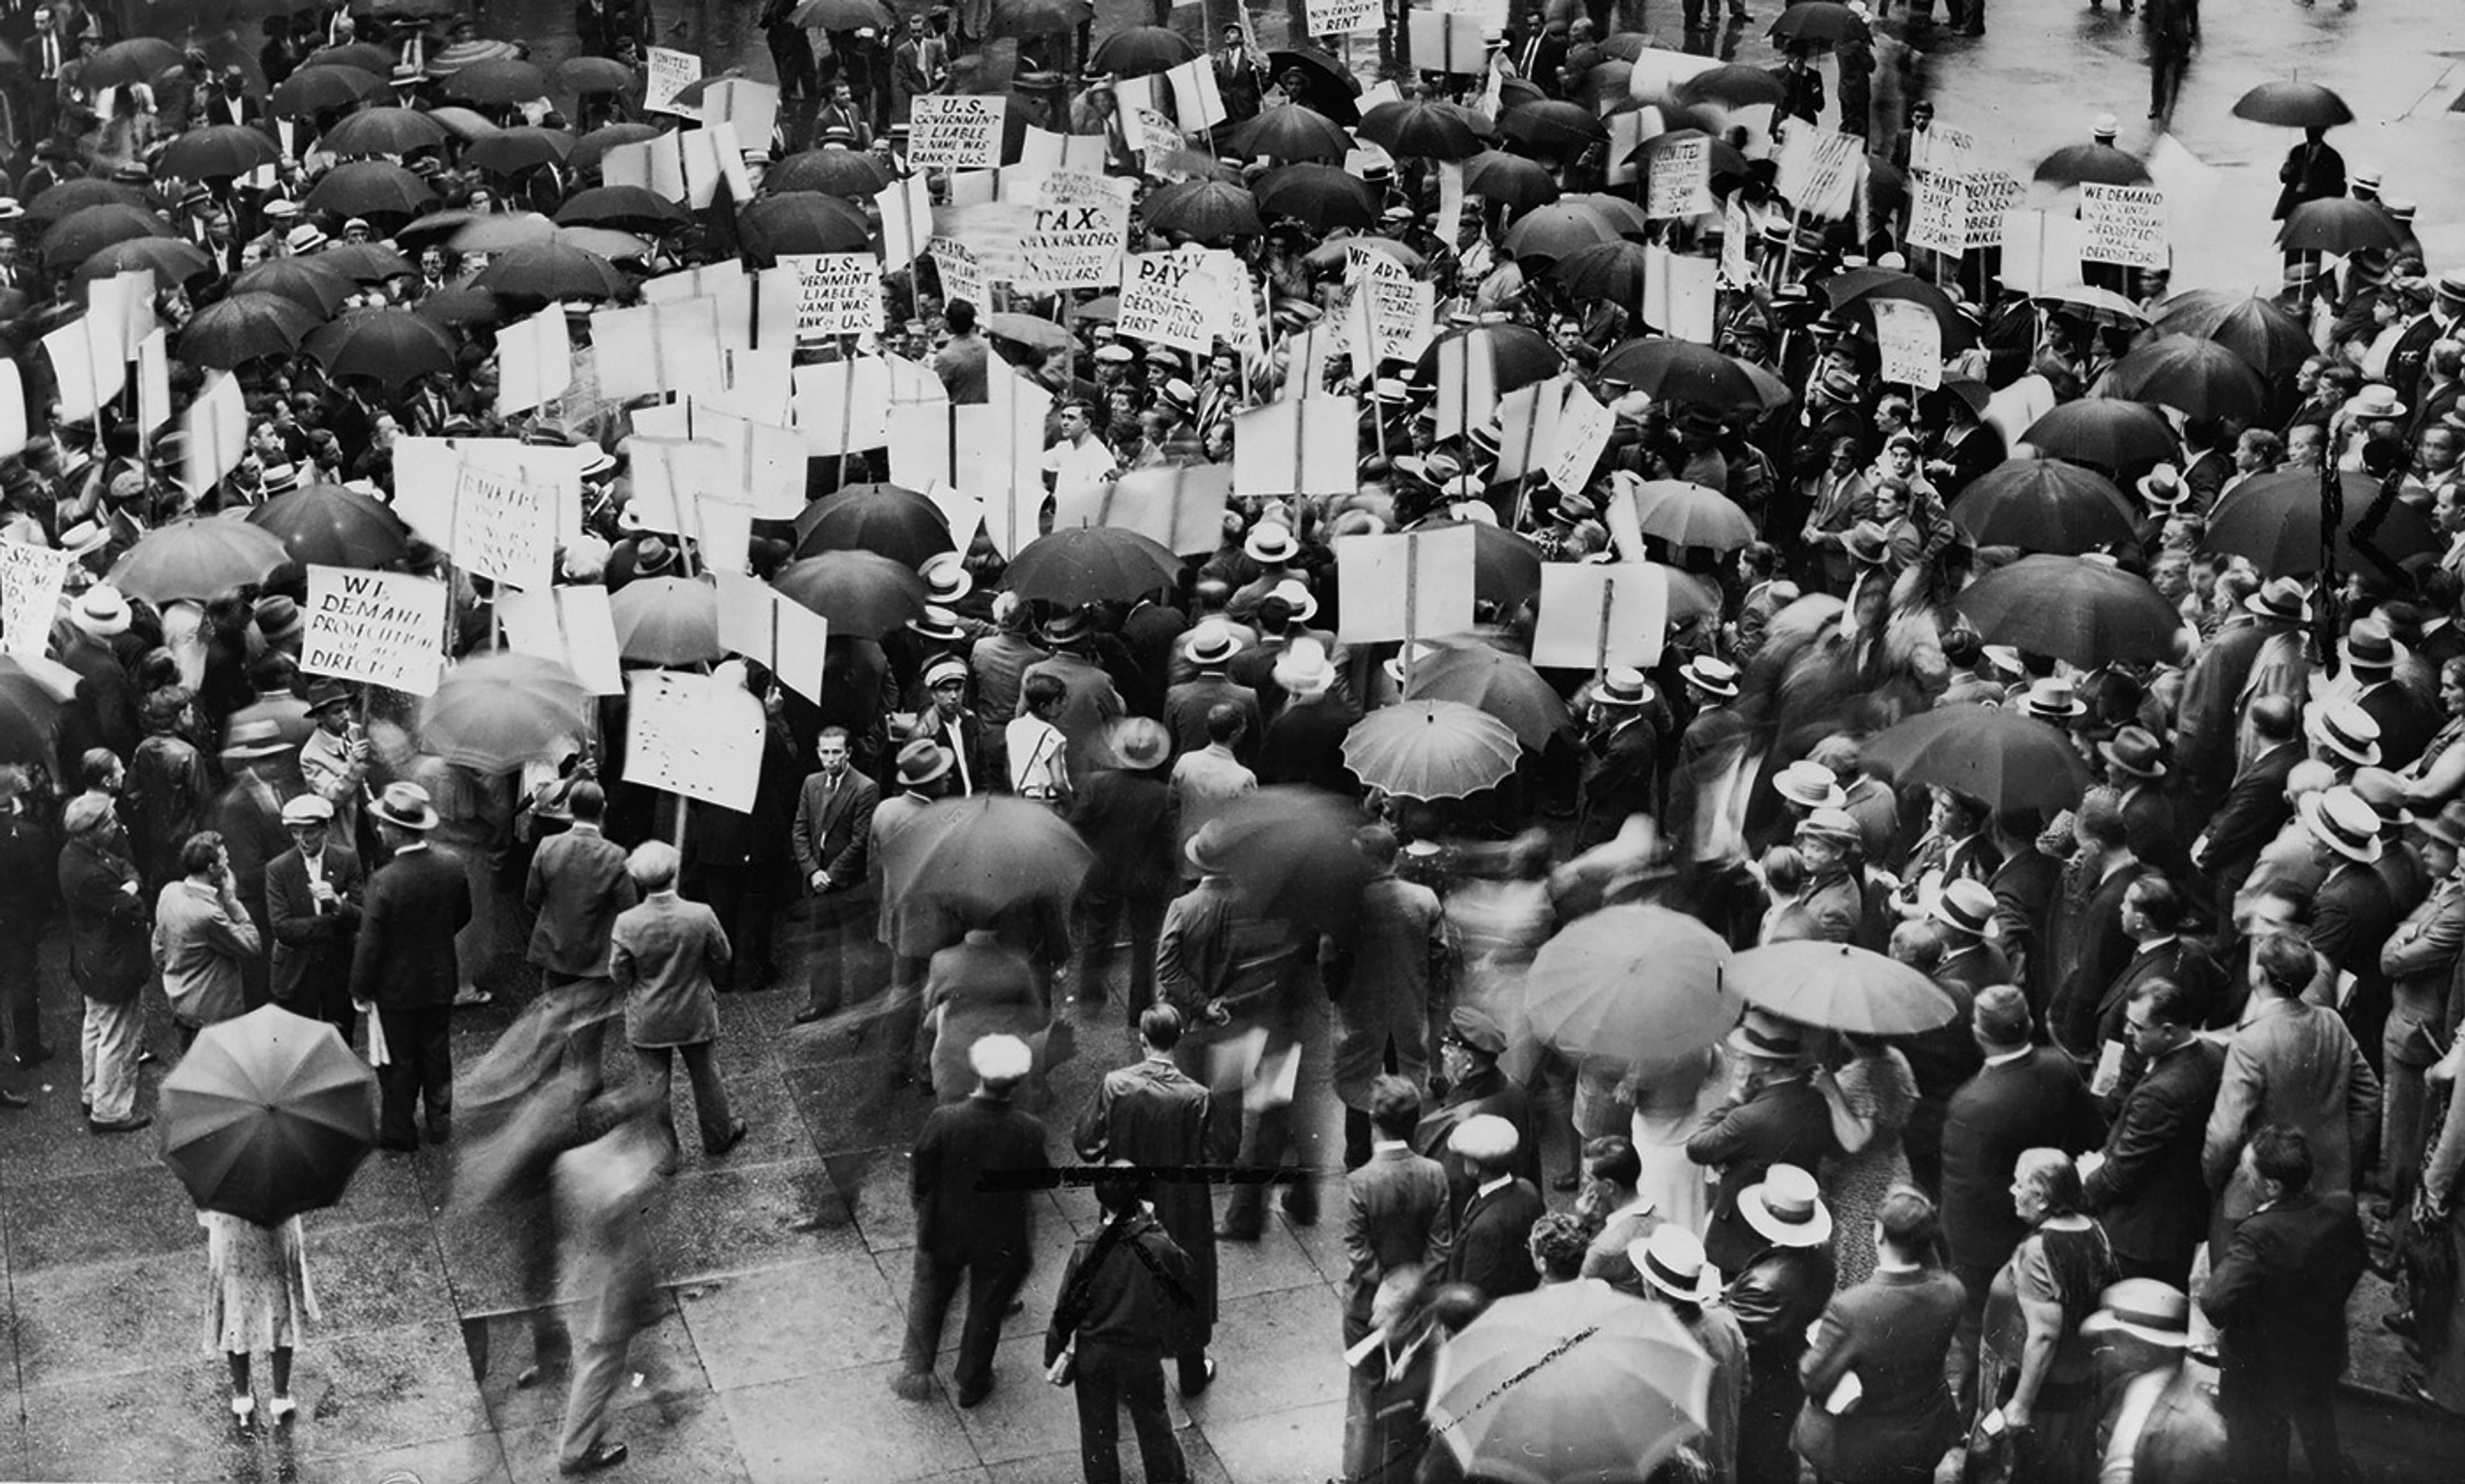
[201,1203,322,1430]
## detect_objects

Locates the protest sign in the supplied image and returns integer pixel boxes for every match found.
[1233,397,1359,498]
[591,296,723,401]
[1347,252,1435,374]
[1962,171,2026,250]
[1907,123,1975,178]
[955,370,1054,558]
[1017,171,1136,291]
[1016,125,1107,173]
[1134,106,1182,175]
[1282,321,1341,401]
[930,237,989,309]
[497,583,625,695]
[675,343,793,426]
[714,570,828,705]
[496,306,571,417]
[1308,0,1380,33]
[791,358,894,457]
[623,436,731,537]
[1436,160,1467,245]
[698,77,779,153]
[302,565,447,695]
[1494,375,1569,483]
[43,313,123,426]
[1433,0,1509,32]
[88,270,153,362]
[1775,128,1862,220]
[1872,298,1943,390]
[0,541,69,659]
[1118,250,1220,356]
[1334,527,1478,644]
[453,463,555,591]
[1532,562,1669,670]
[782,252,882,339]
[644,261,801,354]
[1164,57,1225,129]
[874,173,935,273]
[2079,182,2168,269]
[1605,108,1645,189]
[1647,135,1712,220]
[1641,244,1718,342]
[135,327,171,434]
[625,669,765,813]
[1907,171,1967,255]
[182,370,246,492]
[0,363,22,460]
[1719,199,1753,288]
[909,94,1006,168]
[1997,208,2083,294]
[1544,383,1613,497]
[643,46,700,116]
[696,494,754,574]
[1053,462,1232,555]
[1407,10,1487,73]
[1431,329,1500,440]
[680,120,754,207]
[2145,135,2219,280]
[634,402,808,520]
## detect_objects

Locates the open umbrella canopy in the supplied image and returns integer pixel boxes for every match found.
[573,121,663,172]
[1302,235,1425,273]
[1430,1283,1713,1484]
[1952,554,2185,667]
[1404,646,1572,748]
[304,307,458,390]
[790,0,894,24]
[2033,282,2151,331]
[467,125,576,176]
[246,483,412,569]
[0,656,66,773]
[1004,526,1181,605]
[1357,99,1491,160]
[451,211,560,253]
[268,62,386,118]
[2095,334,2270,423]
[471,241,630,301]
[179,291,321,367]
[555,184,691,234]
[1415,323,1564,395]
[44,202,175,269]
[1462,149,1561,211]
[792,483,955,567]
[1254,164,1377,230]
[554,53,637,95]
[740,192,872,254]
[2278,195,2406,255]
[442,56,549,106]
[159,1006,376,1226]
[304,40,399,72]
[1498,99,1607,158]
[2203,467,2441,577]
[1265,44,1362,121]
[1765,0,1863,42]
[1342,700,1522,801]
[322,105,453,157]
[1522,904,1735,1069]
[2018,398,2178,469]
[2034,140,2150,187]
[1203,786,1378,940]
[300,159,435,220]
[415,284,502,326]
[1624,477,1757,552]
[986,0,1096,34]
[2233,80,2352,128]
[1722,941,1960,1035]
[1548,239,1653,314]
[26,178,146,228]
[1824,269,1980,352]
[2152,289,2314,379]
[774,550,931,637]
[1948,458,2138,554]
[882,794,1096,924]
[610,576,722,665]
[318,241,416,284]
[76,236,214,292]
[765,148,891,198]
[1228,104,1350,162]
[160,123,284,181]
[1862,702,2095,813]
[1599,336,1770,410]
[80,36,185,89]
[111,517,291,603]
[1501,200,1623,264]
[1088,23,1197,76]
[420,653,591,770]
[1143,179,1262,243]
[1674,61,1789,107]
[423,105,503,143]
[1560,191,1655,236]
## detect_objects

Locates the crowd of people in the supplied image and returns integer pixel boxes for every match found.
[0,0,2461,1480]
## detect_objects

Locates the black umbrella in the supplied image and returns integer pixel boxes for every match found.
[2034,141,2150,188]
[739,193,872,254]
[304,307,458,391]
[230,256,353,316]
[1143,180,1262,243]
[300,159,435,220]
[321,105,451,157]
[791,483,955,567]
[555,184,690,234]
[1088,23,1197,78]
[442,56,549,107]
[775,551,931,637]
[1948,458,2138,555]
[572,121,662,173]
[1266,45,1363,122]
[1952,554,2185,666]
[2278,196,2405,255]
[2095,335,2270,423]
[1254,164,1377,231]
[2204,469,2440,578]
[318,241,416,284]
[1500,200,1623,264]
[268,63,386,119]
[1357,99,1490,160]
[1674,62,1789,108]
[80,37,184,89]
[159,124,282,182]
[2018,399,2177,469]
[1462,150,1561,212]
[1549,240,1653,315]
[765,148,890,198]
[247,483,413,568]
[1598,337,1769,409]
[2231,80,2352,129]
[73,237,214,292]
[1228,104,1350,163]
[465,125,576,176]
[159,1006,376,1226]
[1205,786,1378,942]
[25,178,144,228]
[178,292,320,367]
[1498,99,1607,159]
[1003,527,1181,605]
[2151,290,2314,380]
[471,241,630,301]
[1864,704,2093,812]
[1766,0,1864,43]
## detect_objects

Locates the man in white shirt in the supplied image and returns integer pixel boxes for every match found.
[1042,401,1116,509]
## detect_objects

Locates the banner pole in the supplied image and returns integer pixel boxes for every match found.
[1593,576,1613,687]
[1401,528,1420,696]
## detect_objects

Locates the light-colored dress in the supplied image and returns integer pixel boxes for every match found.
[200,1212,319,1355]
[1629,1048,1728,1241]
[1822,1048,1918,1288]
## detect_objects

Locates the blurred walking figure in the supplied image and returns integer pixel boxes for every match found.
[608,842,747,1170]
[554,1089,670,1476]
[526,782,637,1101]
[1045,1169,1198,1484]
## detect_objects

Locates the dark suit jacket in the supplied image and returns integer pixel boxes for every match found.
[2050,864,2138,1057]
[1687,1076,1840,1275]
[2359,678,2441,772]
[1447,1177,1543,1300]
[2117,786,2185,884]
[1068,769,1174,900]
[349,844,472,1010]
[56,836,150,1004]
[1075,1057,1224,1337]
[1729,1243,1838,1381]
[265,843,363,1014]
[911,1091,1051,1266]
[2312,859,2399,1017]
[2095,937,2225,1064]
[2197,742,2298,884]
[1988,847,2061,987]
[524,827,636,979]
[790,768,880,898]
[2174,620,2269,795]
[1342,1144,1455,1324]
[2201,1190,2367,1394]
[1941,1049,2104,1280]
[2084,1039,2224,1282]
[1792,1267,1966,1481]
[1164,674,1263,763]
[1258,693,1361,795]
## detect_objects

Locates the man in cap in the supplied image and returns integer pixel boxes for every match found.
[1688,1013,1840,1275]
[1726,1164,1839,1483]
[1410,1005,1541,1209]
[910,656,988,797]
[56,793,147,1128]
[265,793,365,1046]
[898,1033,1052,1407]
[1042,1167,1199,1484]
[1443,1114,1544,1301]
[352,781,471,1152]
[2082,978,2224,1288]
[1772,807,1871,945]
[524,781,637,1101]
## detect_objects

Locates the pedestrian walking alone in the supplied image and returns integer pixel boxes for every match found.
[1045,1169,1198,1484]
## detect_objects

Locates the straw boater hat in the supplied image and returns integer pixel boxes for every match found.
[370,781,440,831]
[1774,760,1846,809]
[2080,1279,2193,1350]
[1267,577,1319,623]
[2299,785,2384,864]
[1727,1009,1808,1062]
[71,583,131,639]
[2136,464,2189,512]
[2306,700,2382,767]
[1628,1225,1722,1305]
[1931,877,2002,939]
[1679,655,1740,699]
[221,718,290,763]
[1272,637,1336,698]
[1042,607,1094,646]
[2346,384,2408,422]
[1245,521,1300,564]
[906,604,964,643]
[920,550,973,605]
[1185,619,1240,668]
[967,1033,1033,1083]
[1739,1164,1833,1248]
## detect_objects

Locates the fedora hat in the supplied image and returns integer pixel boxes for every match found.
[1679,655,1740,699]
[370,780,440,831]
[1739,1164,1833,1248]
[2306,700,2382,766]
[2080,1279,2192,1350]
[2245,576,2312,623]
[2418,799,2465,850]
[1795,806,1863,847]
[919,550,973,605]
[1980,644,2026,678]
[2299,785,2385,863]
[893,739,953,788]
[1594,666,1654,707]
[1553,490,1599,522]
[1367,376,1415,407]
[1041,607,1094,646]
[1108,716,1170,771]
[1727,1008,1808,1061]
[2351,767,2406,833]
[1185,620,1240,667]
[255,594,302,645]
[285,222,329,255]
[1628,1225,1722,1306]
[302,680,352,714]
[1272,637,1336,697]
[1843,521,1893,565]
[260,459,300,495]
[1185,820,1231,875]
[2097,725,2167,779]
[1244,521,1300,564]
[2339,617,2400,671]
[220,717,290,762]
[632,535,675,576]
[2020,677,2088,721]
[1932,877,2002,938]
[71,583,132,638]
[1774,760,1846,809]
